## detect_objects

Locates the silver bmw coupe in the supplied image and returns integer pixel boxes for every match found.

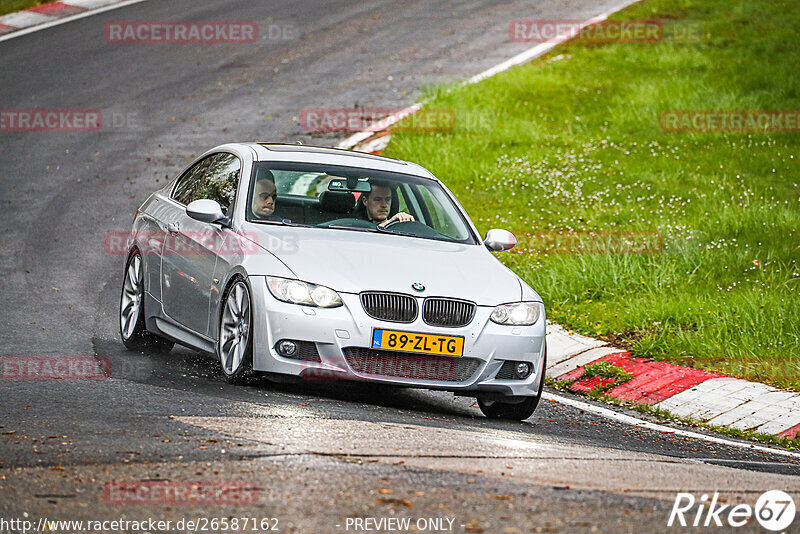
[119,143,546,419]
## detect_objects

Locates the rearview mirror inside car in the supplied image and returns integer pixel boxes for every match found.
[328,177,372,193]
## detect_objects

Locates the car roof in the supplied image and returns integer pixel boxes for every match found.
[246,143,436,179]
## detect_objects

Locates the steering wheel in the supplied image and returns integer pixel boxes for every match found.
[383,218,420,228]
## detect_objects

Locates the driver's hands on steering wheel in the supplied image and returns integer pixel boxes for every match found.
[379,212,415,227]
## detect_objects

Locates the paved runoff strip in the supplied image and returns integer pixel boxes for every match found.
[545,323,800,439]
[336,0,800,442]
[0,0,148,42]
[543,391,800,460]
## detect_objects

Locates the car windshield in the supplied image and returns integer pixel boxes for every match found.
[246,162,477,244]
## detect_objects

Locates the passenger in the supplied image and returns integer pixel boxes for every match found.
[359,181,414,227]
[252,170,281,221]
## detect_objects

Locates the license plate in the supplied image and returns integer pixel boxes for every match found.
[371,329,464,356]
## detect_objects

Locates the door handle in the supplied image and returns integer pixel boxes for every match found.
[166,222,180,233]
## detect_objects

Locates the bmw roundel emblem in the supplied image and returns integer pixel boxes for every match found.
[412,282,425,292]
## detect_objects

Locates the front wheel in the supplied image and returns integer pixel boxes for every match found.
[477,395,541,421]
[217,278,254,384]
[478,348,546,421]
[119,252,174,354]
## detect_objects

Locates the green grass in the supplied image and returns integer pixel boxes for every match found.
[0,0,56,17]
[583,360,634,383]
[582,360,635,396]
[385,0,800,390]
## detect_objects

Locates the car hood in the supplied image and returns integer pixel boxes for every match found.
[241,224,523,306]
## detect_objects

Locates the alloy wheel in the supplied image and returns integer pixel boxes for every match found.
[219,281,251,375]
[120,254,143,340]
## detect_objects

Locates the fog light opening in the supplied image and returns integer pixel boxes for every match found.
[514,361,532,379]
[277,340,298,357]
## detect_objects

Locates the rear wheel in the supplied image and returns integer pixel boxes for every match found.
[119,252,174,354]
[217,278,254,384]
[478,348,547,421]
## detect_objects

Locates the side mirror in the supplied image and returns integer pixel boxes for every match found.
[484,229,516,252]
[186,199,225,224]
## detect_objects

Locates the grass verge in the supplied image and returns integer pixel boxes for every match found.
[384,0,800,390]
[0,0,57,17]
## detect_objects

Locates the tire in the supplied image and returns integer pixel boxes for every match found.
[119,251,174,354]
[478,348,547,421]
[216,277,254,384]
[477,395,541,421]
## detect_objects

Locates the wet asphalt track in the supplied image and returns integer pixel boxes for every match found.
[0,1,798,532]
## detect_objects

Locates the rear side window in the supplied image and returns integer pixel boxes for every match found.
[171,153,241,215]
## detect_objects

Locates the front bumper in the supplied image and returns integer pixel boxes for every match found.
[248,276,546,397]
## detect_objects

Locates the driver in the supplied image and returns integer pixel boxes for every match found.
[360,181,414,227]
[252,170,281,221]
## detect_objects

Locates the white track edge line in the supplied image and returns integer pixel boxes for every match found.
[338,1,638,150]
[543,391,800,460]
[0,0,149,43]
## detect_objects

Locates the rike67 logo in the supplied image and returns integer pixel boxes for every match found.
[669,491,796,531]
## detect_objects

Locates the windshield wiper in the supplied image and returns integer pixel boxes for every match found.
[326,225,380,233]
[255,219,310,227]
[375,225,417,237]
[280,219,310,227]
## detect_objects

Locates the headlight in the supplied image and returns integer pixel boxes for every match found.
[490,302,542,325]
[266,277,343,308]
